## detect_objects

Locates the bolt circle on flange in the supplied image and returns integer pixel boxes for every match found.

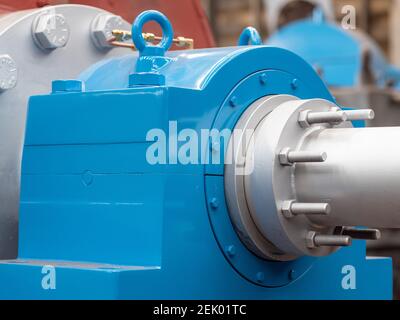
[32,12,70,50]
[91,14,124,49]
[291,78,299,90]
[226,245,236,257]
[210,197,219,210]
[259,73,268,85]
[229,96,238,108]
[205,70,317,288]
[0,55,18,92]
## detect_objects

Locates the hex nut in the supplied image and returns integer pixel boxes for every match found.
[281,200,295,218]
[306,231,317,249]
[278,147,292,166]
[298,110,311,128]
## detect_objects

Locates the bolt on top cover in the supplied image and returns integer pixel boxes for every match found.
[91,13,124,49]
[32,12,70,50]
[0,55,18,92]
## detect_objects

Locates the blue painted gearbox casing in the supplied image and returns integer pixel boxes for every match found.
[0,44,392,299]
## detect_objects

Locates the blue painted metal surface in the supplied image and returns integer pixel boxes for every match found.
[268,19,361,87]
[238,27,262,46]
[0,11,392,300]
[267,18,400,89]
[129,10,173,86]
[52,80,85,93]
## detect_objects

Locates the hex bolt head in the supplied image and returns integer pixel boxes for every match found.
[210,197,219,209]
[259,73,268,85]
[0,55,18,92]
[32,12,70,50]
[291,78,299,90]
[281,200,295,218]
[298,110,311,128]
[256,272,265,283]
[306,231,317,249]
[91,14,124,49]
[226,245,236,258]
[229,96,238,108]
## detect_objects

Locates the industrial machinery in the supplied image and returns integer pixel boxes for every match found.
[0,1,212,264]
[0,4,132,260]
[0,10,399,299]
[0,0,215,49]
[263,0,335,34]
[265,0,400,298]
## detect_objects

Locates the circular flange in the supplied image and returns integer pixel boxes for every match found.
[225,94,298,261]
[205,69,322,287]
[243,98,351,258]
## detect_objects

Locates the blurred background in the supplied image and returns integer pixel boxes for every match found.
[202,0,400,65]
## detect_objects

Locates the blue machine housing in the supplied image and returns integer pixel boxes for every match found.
[268,18,400,89]
[0,11,392,299]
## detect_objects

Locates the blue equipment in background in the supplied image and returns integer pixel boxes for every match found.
[267,12,400,89]
[0,10,396,299]
[267,11,400,129]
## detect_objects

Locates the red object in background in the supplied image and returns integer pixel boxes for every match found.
[0,0,215,49]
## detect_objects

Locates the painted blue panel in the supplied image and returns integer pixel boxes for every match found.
[20,173,165,266]
[25,87,167,145]
[0,174,392,299]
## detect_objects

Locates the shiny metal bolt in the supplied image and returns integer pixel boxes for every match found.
[343,109,375,121]
[91,13,124,49]
[281,200,331,218]
[32,12,70,50]
[279,148,327,166]
[298,109,347,128]
[306,231,352,249]
[0,55,18,92]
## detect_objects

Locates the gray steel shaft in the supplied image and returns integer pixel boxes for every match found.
[295,127,400,228]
